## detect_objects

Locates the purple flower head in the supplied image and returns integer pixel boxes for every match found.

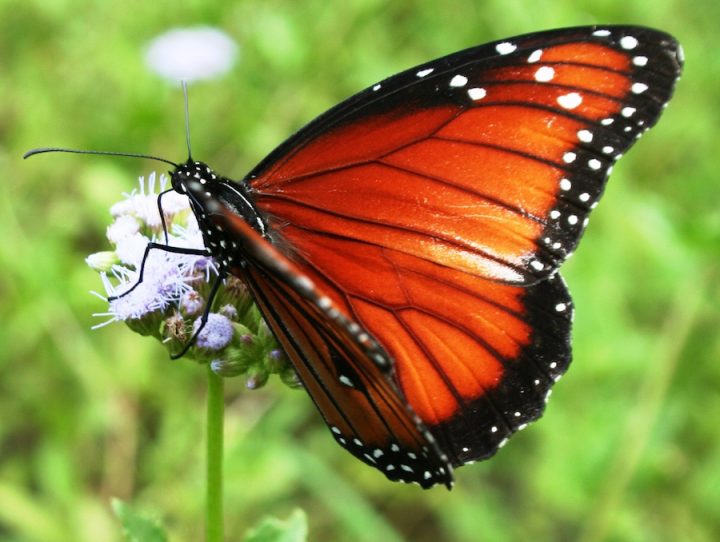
[219,304,238,320]
[88,170,282,377]
[181,290,205,316]
[193,313,233,350]
[92,251,192,327]
[91,172,217,328]
[110,172,189,230]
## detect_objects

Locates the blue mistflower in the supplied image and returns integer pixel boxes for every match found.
[193,314,234,351]
[181,290,205,316]
[88,171,294,387]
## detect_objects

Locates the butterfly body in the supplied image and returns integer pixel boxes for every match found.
[155,25,683,488]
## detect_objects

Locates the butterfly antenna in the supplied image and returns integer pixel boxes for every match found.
[23,147,178,167]
[182,81,193,160]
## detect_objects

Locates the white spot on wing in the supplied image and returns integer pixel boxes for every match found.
[563,152,576,163]
[467,87,486,101]
[416,68,434,77]
[592,29,611,37]
[449,74,468,87]
[528,49,543,63]
[577,129,593,143]
[534,66,554,82]
[632,82,648,94]
[557,92,582,110]
[620,36,639,50]
[622,107,636,117]
[295,276,314,292]
[496,42,517,55]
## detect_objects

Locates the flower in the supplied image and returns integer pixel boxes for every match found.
[89,171,291,386]
[86,251,118,272]
[181,290,205,316]
[145,27,239,83]
[193,314,234,350]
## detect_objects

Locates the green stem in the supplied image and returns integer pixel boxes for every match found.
[206,365,224,542]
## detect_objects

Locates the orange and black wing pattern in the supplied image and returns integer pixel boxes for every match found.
[183,26,681,487]
[237,26,682,479]
[202,207,453,488]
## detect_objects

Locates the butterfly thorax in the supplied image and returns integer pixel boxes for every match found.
[170,159,267,271]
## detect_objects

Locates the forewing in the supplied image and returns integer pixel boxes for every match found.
[248,25,683,284]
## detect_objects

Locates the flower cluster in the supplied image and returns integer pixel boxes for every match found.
[87,172,299,389]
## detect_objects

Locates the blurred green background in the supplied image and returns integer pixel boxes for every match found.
[2,0,718,540]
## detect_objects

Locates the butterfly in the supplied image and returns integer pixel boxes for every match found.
[27,25,683,488]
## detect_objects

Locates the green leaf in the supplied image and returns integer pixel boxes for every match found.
[243,509,308,542]
[111,498,168,542]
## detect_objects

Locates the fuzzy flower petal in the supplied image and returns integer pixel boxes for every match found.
[161,191,193,216]
[111,172,177,229]
[115,233,150,267]
[193,313,233,350]
[107,215,141,244]
[181,290,205,316]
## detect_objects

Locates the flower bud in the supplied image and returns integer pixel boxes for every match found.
[86,251,119,272]
[280,368,303,389]
[193,313,233,351]
[181,290,205,316]
[163,312,188,342]
[219,304,238,320]
[266,349,286,373]
[246,369,269,390]
[210,358,246,377]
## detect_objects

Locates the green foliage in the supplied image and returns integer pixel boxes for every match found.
[243,509,308,542]
[112,499,167,542]
[2,0,719,541]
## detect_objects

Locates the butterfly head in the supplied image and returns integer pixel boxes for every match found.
[170,159,220,196]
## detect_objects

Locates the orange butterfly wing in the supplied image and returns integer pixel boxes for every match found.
[240,27,682,468]
[200,204,453,487]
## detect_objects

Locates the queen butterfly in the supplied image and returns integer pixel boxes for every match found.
[27,25,682,488]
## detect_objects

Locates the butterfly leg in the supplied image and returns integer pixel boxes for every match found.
[108,242,211,301]
[170,272,225,359]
